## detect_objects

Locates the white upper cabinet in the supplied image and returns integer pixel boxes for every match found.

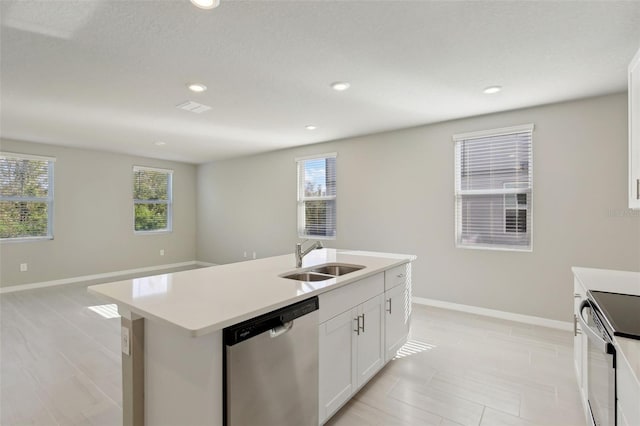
[629,46,640,209]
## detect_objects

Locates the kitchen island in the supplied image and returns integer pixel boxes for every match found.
[88,248,415,426]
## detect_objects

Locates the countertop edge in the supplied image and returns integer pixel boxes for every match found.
[89,253,413,337]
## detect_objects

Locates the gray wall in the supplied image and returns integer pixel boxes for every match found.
[1,139,197,287]
[197,93,640,322]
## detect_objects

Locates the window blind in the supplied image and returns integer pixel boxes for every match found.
[133,166,173,232]
[454,125,533,251]
[297,153,337,239]
[0,152,55,240]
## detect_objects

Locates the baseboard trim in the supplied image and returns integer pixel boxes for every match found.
[413,297,572,331]
[195,261,217,267]
[0,261,199,294]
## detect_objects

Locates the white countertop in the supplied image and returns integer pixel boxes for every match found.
[88,249,415,337]
[572,267,640,387]
[572,267,640,296]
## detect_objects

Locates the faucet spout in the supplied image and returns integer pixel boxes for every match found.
[295,240,323,268]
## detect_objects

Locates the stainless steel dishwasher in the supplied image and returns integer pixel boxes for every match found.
[223,296,319,426]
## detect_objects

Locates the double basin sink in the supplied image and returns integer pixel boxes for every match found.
[281,263,365,282]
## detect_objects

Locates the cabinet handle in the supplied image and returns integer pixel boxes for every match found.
[573,314,582,337]
[354,317,360,336]
[386,298,392,314]
[360,314,365,333]
[396,273,404,278]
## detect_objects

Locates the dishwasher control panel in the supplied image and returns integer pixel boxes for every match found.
[223,296,319,346]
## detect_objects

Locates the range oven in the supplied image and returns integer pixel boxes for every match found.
[578,297,616,426]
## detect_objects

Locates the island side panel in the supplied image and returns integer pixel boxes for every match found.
[121,315,144,426]
[145,321,223,426]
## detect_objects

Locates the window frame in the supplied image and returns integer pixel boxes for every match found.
[0,152,55,243]
[296,152,337,240]
[132,165,173,235]
[453,124,534,252]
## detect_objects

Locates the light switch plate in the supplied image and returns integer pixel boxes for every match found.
[121,326,130,356]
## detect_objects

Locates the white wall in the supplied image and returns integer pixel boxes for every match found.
[197,93,640,322]
[0,139,197,287]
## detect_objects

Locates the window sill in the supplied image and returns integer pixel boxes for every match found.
[297,234,336,241]
[134,230,172,236]
[455,243,532,253]
[1,236,54,244]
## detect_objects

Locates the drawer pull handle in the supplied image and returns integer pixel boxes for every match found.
[396,273,404,278]
[573,314,582,336]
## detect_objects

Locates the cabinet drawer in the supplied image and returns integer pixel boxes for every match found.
[319,273,384,323]
[385,264,408,291]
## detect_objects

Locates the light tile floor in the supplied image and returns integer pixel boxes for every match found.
[327,305,585,426]
[1,283,585,425]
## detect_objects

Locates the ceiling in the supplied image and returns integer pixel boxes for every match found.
[2,1,640,164]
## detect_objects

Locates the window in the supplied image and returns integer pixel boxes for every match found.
[0,152,55,241]
[133,166,172,233]
[454,124,533,251]
[297,153,337,239]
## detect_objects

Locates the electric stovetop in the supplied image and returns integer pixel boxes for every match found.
[589,290,640,341]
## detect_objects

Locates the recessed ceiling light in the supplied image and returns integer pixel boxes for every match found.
[330,82,351,91]
[190,0,220,9]
[154,141,167,146]
[483,86,502,94]
[187,83,207,93]
[305,125,317,130]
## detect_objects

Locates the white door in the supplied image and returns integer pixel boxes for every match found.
[385,283,410,361]
[356,294,384,389]
[318,309,357,424]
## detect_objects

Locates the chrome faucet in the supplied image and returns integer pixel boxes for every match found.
[295,240,323,268]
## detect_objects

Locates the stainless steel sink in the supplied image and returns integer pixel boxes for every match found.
[281,272,333,282]
[280,263,365,282]
[310,264,364,276]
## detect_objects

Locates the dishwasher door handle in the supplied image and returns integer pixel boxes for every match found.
[270,321,294,338]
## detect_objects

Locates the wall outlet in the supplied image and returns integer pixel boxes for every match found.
[19,263,28,272]
[252,251,257,259]
[121,326,130,356]
[160,249,165,256]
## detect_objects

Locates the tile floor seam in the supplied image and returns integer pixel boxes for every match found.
[57,350,122,408]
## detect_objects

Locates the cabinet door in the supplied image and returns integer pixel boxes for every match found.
[573,281,584,387]
[356,294,384,389]
[319,309,357,424]
[629,46,640,209]
[385,282,410,361]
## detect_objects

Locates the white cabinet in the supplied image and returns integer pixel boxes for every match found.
[356,294,385,388]
[573,278,589,422]
[319,309,356,422]
[318,294,385,424]
[629,46,640,209]
[384,279,410,362]
[318,264,412,425]
[318,273,385,424]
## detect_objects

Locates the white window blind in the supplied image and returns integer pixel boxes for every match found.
[297,153,337,239]
[454,124,533,251]
[133,166,173,233]
[0,152,55,240]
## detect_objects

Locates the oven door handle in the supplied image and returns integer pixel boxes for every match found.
[577,300,609,353]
